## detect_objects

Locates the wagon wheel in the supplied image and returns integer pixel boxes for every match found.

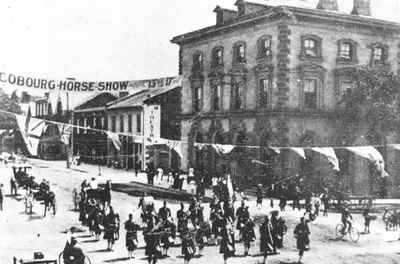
[59,252,91,264]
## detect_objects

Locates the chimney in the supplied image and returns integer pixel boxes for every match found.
[351,0,371,16]
[316,0,339,11]
[214,6,237,26]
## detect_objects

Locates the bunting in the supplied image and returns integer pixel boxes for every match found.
[347,146,387,177]
[212,144,235,155]
[106,132,122,151]
[290,147,306,159]
[311,147,340,171]
[15,112,46,156]
[166,140,184,158]
[194,142,208,150]
[269,147,281,154]
[57,123,73,145]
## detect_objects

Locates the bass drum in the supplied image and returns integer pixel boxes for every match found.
[58,251,91,264]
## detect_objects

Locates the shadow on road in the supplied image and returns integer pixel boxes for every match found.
[87,249,111,253]
[104,257,130,263]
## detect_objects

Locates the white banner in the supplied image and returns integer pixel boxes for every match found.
[311,147,340,171]
[0,73,182,93]
[290,147,306,159]
[15,113,46,156]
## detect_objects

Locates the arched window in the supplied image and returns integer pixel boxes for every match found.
[337,39,357,64]
[300,35,322,60]
[192,51,203,72]
[233,42,246,64]
[257,36,272,59]
[369,43,388,66]
[211,47,224,67]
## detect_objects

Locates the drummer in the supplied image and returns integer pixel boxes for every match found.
[89,177,98,189]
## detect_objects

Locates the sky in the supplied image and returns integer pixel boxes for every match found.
[0,0,399,85]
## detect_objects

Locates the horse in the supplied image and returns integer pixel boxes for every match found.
[43,191,57,217]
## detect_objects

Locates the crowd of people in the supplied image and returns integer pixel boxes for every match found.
[65,175,320,264]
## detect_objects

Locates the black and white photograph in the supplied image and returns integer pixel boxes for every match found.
[2,0,400,263]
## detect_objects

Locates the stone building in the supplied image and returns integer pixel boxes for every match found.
[171,0,400,196]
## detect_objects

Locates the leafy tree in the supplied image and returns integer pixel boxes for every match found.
[0,88,22,129]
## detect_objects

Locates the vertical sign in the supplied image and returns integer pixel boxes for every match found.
[144,105,161,144]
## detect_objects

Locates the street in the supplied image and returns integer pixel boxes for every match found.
[2,160,400,264]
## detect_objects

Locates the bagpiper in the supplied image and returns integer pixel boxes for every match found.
[124,213,140,259]
[219,219,235,264]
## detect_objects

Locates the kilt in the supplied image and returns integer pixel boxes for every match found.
[104,225,117,241]
[296,235,310,251]
[126,232,138,251]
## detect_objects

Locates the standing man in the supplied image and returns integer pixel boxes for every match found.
[260,216,275,264]
[294,217,310,264]
[0,183,3,211]
[10,176,17,196]
[256,184,263,209]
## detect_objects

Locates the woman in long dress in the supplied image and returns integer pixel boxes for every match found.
[260,216,275,264]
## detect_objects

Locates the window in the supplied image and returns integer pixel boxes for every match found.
[339,43,352,60]
[76,119,80,134]
[128,114,132,133]
[93,116,97,129]
[232,81,244,110]
[233,42,246,63]
[372,46,386,65]
[192,52,203,71]
[339,81,354,98]
[212,84,222,111]
[259,78,271,107]
[111,116,116,132]
[120,115,124,132]
[258,37,272,59]
[193,86,203,112]
[136,113,141,134]
[304,79,317,109]
[212,47,224,67]
[101,117,105,129]
[304,39,317,57]
[83,118,87,134]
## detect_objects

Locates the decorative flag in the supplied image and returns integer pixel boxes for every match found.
[212,144,235,155]
[226,174,234,199]
[389,144,400,150]
[15,112,46,156]
[290,147,306,159]
[269,147,281,154]
[166,140,184,158]
[311,147,340,171]
[251,159,268,166]
[107,132,122,151]
[347,146,387,177]
[57,123,73,145]
[194,142,208,150]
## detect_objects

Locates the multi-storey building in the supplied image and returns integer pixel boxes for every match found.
[171,0,400,196]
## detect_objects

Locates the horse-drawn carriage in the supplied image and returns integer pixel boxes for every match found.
[12,164,39,190]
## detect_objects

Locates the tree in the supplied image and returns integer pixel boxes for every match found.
[0,87,22,129]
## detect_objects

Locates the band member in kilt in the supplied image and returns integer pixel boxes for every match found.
[144,226,162,264]
[177,203,188,236]
[210,201,224,245]
[158,201,172,224]
[260,216,275,264]
[160,217,176,256]
[236,201,249,241]
[181,227,196,264]
[124,214,140,259]
[195,220,211,255]
[92,207,104,240]
[270,210,279,253]
[294,217,310,264]
[220,219,235,264]
[242,217,255,256]
[103,206,120,251]
[276,217,288,249]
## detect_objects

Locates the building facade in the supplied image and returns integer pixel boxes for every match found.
[172,0,400,196]
[72,93,118,164]
[106,85,182,171]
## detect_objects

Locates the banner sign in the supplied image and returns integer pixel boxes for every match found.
[0,72,181,92]
[144,105,161,145]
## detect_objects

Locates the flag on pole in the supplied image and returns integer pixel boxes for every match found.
[311,147,340,171]
[15,111,46,156]
[212,144,235,155]
[57,123,73,145]
[106,132,122,151]
[290,147,306,159]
